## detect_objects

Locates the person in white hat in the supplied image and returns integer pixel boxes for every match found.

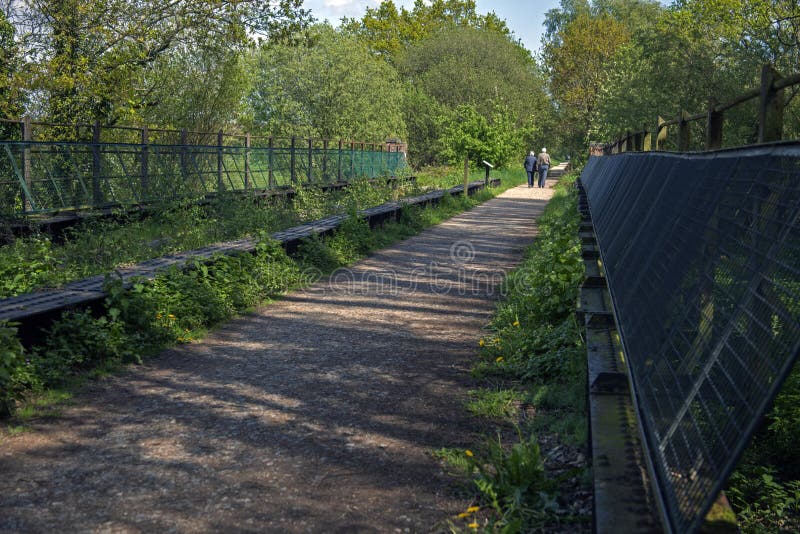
[537,147,551,188]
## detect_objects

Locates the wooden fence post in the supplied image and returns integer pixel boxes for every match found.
[706,98,724,150]
[758,64,784,143]
[21,117,32,211]
[677,111,691,151]
[656,116,667,151]
[633,130,643,152]
[643,123,652,151]
[141,126,149,199]
[92,120,102,205]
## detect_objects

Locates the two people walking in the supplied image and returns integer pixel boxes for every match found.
[523,148,552,189]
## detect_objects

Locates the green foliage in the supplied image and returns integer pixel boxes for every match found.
[399,25,551,165]
[342,0,511,60]
[468,432,556,528]
[439,104,520,169]
[727,464,800,533]
[9,0,310,126]
[466,388,522,421]
[248,24,406,141]
[0,235,61,298]
[727,362,800,531]
[30,310,133,386]
[0,321,25,416]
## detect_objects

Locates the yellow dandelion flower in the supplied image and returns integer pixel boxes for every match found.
[168,314,176,320]
[496,356,504,363]
[466,506,480,513]
[478,339,485,347]
[155,312,162,319]
[465,449,473,457]
[457,512,470,519]
[513,319,520,327]
[468,522,479,529]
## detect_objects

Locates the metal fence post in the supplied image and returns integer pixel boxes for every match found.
[217,130,224,193]
[21,117,32,211]
[307,137,313,183]
[706,98,724,150]
[244,133,251,189]
[322,139,328,182]
[290,136,296,184]
[141,126,149,199]
[268,136,274,188]
[758,64,784,143]
[92,120,102,206]
[338,140,343,182]
[350,141,355,179]
[180,128,188,182]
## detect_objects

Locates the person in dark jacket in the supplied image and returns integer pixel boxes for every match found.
[537,147,551,188]
[524,151,537,188]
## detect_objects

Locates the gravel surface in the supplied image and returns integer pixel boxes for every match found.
[0,184,554,533]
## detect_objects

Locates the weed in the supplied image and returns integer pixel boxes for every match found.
[466,388,522,421]
[469,431,557,530]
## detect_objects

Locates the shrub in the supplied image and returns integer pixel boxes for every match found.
[0,321,25,416]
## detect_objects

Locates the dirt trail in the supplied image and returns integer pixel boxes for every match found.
[0,184,554,533]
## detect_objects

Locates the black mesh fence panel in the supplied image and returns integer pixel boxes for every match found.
[580,144,800,533]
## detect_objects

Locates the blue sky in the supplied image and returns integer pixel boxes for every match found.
[303,0,563,53]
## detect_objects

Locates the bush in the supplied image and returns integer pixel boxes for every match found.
[0,321,25,416]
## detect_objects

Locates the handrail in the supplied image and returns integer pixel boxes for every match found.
[597,64,800,155]
[0,116,408,152]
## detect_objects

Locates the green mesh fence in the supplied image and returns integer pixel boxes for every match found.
[0,139,406,214]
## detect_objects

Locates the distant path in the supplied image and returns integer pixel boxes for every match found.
[0,184,555,533]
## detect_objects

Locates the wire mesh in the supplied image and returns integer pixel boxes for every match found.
[0,140,406,214]
[580,144,800,533]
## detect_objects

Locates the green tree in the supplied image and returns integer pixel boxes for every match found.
[439,104,519,169]
[543,11,630,155]
[248,25,406,141]
[0,12,23,135]
[8,0,310,128]
[343,0,510,60]
[142,45,251,134]
[400,26,550,164]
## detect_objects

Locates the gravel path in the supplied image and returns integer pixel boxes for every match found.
[0,184,554,533]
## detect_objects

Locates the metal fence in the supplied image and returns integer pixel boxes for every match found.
[580,144,800,533]
[0,121,407,214]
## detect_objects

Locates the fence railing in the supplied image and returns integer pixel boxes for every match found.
[580,145,800,532]
[0,119,407,214]
[595,65,800,155]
